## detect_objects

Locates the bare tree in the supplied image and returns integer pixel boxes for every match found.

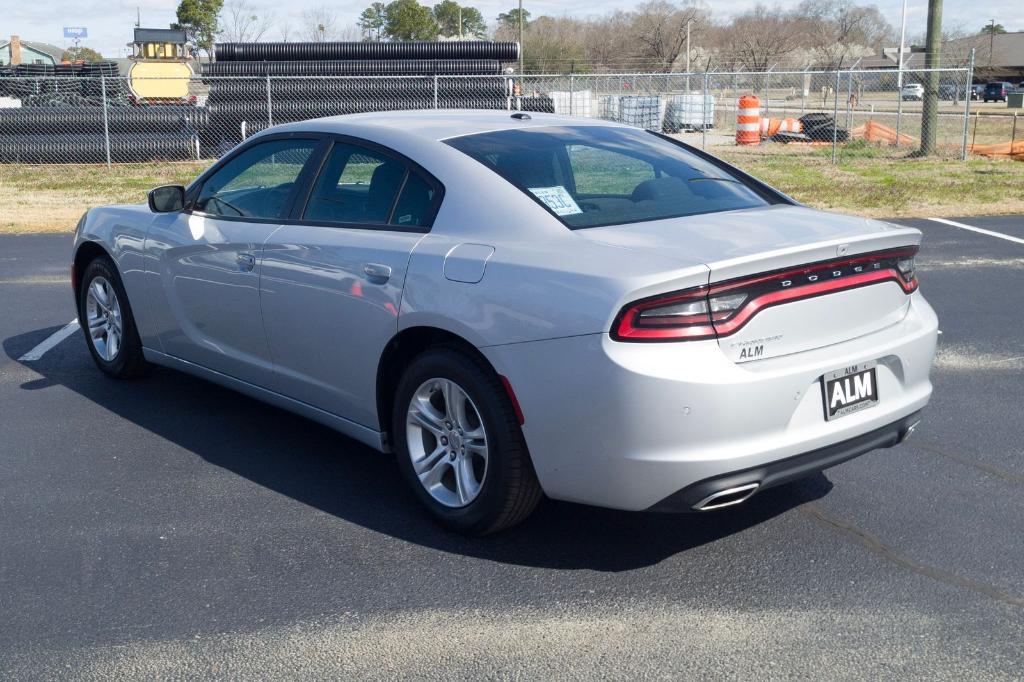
[583,11,633,71]
[797,0,893,69]
[219,0,274,43]
[499,16,586,72]
[302,5,340,41]
[277,17,294,42]
[714,5,803,71]
[630,1,706,72]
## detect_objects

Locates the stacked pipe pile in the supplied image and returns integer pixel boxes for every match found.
[0,61,128,107]
[202,40,552,146]
[0,61,202,163]
[0,107,206,163]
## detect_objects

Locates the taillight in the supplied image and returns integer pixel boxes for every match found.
[896,255,915,283]
[612,246,919,342]
[613,286,715,341]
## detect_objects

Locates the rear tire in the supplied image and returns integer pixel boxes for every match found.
[392,347,542,535]
[78,256,148,379]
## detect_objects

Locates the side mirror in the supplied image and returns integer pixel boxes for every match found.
[148,185,186,213]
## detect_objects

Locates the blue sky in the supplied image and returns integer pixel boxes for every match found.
[9,0,1022,59]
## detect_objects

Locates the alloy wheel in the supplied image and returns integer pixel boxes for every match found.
[406,377,489,508]
[85,276,123,362]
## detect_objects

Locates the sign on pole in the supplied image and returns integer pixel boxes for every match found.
[63,27,88,39]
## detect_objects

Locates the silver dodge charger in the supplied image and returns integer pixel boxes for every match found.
[72,110,938,534]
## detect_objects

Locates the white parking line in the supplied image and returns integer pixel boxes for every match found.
[18,319,80,362]
[928,218,1024,246]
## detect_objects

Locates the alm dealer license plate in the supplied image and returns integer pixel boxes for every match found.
[821,362,879,421]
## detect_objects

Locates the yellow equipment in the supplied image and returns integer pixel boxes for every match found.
[127,27,193,102]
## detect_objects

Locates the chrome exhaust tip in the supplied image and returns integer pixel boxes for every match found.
[899,419,922,444]
[692,482,760,511]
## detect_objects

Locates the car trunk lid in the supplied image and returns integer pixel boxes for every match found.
[582,205,921,361]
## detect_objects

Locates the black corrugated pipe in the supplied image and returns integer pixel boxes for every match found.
[0,107,208,135]
[206,96,556,126]
[205,77,506,103]
[0,134,196,164]
[207,97,513,120]
[214,41,519,62]
[201,59,503,77]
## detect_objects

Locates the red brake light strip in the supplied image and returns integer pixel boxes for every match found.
[613,247,918,342]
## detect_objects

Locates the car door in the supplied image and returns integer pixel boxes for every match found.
[260,138,442,428]
[144,135,323,386]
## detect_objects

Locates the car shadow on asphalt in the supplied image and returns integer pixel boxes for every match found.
[5,328,832,572]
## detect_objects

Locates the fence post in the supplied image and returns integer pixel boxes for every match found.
[763,69,771,120]
[832,70,841,164]
[801,66,808,117]
[960,49,976,160]
[702,72,709,151]
[99,74,112,168]
[265,73,273,127]
[569,73,575,116]
[433,75,439,109]
[895,76,904,149]
[845,70,853,131]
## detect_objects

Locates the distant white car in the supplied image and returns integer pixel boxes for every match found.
[72,110,938,534]
[901,83,924,101]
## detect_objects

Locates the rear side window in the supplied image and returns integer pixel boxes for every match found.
[390,172,436,228]
[445,126,772,229]
[195,139,317,220]
[303,141,436,228]
[304,143,405,225]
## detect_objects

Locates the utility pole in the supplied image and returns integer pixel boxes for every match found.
[989,19,995,66]
[685,18,691,73]
[897,0,907,88]
[458,6,463,40]
[919,0,942,156]
[518,0,524,75]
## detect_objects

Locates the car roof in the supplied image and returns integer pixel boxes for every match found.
[276,109,621,142]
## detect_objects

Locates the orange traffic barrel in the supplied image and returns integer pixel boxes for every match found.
[736,95,760,145]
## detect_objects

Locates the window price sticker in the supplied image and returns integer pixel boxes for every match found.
[529,186,583,216]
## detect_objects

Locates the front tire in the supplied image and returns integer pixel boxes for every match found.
[78,256,148,378]
[392,347,542,535]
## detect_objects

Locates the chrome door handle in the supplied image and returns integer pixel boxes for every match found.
[237,252,256,272]
[362,263,392,283]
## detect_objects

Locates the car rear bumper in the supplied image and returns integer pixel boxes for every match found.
[482,292,938,511]
[647,409,922,512]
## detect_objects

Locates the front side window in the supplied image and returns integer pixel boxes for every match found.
[445,126,773,229]
[195,139,317,220]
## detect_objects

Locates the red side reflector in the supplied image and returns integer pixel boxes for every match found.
[499,375,525,425]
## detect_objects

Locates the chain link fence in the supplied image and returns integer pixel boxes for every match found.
[0,66,995,167]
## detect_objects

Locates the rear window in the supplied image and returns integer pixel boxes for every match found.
[445,125,773,229]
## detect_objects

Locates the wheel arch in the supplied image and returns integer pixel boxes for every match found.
[375,325,504,440]
[72,241,113,303]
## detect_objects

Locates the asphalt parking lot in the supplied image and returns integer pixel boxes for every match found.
[1,216,1023,678]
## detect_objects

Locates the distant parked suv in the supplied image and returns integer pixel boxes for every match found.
[900,83,924,101]
[984,82,1012,102]
[970,84,985,100]
[938,83,959,100]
